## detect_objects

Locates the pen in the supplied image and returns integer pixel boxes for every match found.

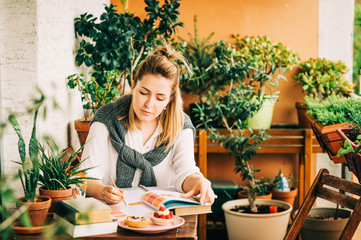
[110,177,128,206]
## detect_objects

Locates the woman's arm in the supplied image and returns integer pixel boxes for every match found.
[171,129,215,204]
[81,123,126,204]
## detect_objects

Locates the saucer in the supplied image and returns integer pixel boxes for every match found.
[118,215,185,234]
[11,214,56,234]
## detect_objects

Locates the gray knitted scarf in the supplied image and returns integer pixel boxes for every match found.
[91,94,195,188]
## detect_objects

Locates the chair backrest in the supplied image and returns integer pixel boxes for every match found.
[285,168,361,240]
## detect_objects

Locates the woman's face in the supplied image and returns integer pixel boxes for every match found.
[132,74,172,123]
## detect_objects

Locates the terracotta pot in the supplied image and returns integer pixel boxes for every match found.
[306,113,349,164]
[17,196,51,226]
[295,101,311,128]
[39,187,73,213]
[237,191,272,199]
[74,118,91,146]
[272,187,298,207]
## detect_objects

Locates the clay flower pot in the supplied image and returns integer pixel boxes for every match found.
[17,196,51,226]
[39,187,73,213]
[74,118,91,146]
[272,187,298,207]
[306,113,350,164]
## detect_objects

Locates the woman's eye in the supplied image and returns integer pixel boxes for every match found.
[140,91,147,95]
[157,98,165,101]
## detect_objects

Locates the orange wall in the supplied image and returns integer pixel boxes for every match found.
[111,0,318,193]
[112,0,318,124]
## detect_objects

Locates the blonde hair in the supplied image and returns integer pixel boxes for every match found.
[127,42,189,149]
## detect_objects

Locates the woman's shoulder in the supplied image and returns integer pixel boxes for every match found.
[92,94,132,124]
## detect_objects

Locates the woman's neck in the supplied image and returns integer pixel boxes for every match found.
[138,119,158,146]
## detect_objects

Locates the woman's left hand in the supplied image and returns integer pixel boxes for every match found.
[181,173,216,204]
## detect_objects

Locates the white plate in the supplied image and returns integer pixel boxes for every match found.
[118,215,185,234]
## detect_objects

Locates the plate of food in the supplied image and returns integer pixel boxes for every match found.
[118,213,185,234]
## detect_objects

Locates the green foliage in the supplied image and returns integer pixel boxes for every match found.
[176,16,232,103]
[10,95,44,202]
[305,95,361,126]
[233,35,300,97]
[353,4,361,92]
[0,176,31,239]
[67,70,121,115]
[73,1,183,87]
[38,139,98,190]
[195,60,270,212]
[293,58,352,99]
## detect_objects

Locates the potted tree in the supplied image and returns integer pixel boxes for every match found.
[9,95,51,227]
[69,1,184,144]
[232,35,300,129]
[196,59,292,240]
[38,140,98,213]
[176,16,232,127]
[304,95,360,163]
[293,58,352,128]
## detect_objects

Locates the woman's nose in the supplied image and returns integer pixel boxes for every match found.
[145,96,154,107]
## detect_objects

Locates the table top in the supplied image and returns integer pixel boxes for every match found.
[11,215,197,240]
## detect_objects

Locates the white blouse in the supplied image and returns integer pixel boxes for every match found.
[80,122,200,192]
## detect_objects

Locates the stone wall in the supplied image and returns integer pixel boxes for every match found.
[0,0,109,196]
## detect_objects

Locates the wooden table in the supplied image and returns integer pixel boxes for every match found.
[12,215,197,240]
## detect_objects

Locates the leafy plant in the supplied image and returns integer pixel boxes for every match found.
[196,60,271,212]
[232,35,300,98]
[176,16,231,103]
[67,70,121,116]
[10,95,44,202]
[293,58,352,99]
[73,0,183,88]
[38,139,98,191]
[353,4,361,93]
[304,95,361,126]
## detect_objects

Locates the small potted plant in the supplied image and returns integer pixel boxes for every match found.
[9,95,51,227]
[232,35,300,129]
[67,70,121,146]
[293,58,352,128]
[196,60,292,240]
[38,140,98,213]
[336,110,361,182]
[270,170,298,207]
[304,95,360,163]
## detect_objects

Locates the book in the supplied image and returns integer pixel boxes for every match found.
[54,214,118,238]
[57,197,113,225]
[110,186,211,218]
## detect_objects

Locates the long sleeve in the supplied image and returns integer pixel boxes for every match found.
[171,128,201,192]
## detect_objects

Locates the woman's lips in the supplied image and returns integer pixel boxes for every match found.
[141,109,152,115]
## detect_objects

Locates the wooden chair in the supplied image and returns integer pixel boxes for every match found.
[285,168,361,240]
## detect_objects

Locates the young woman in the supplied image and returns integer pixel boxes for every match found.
[81,43,215,205]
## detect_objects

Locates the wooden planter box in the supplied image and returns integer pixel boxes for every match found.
[306,113,350,164]
[336,128,361,183]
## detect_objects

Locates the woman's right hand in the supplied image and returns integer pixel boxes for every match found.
[101,185,126,205]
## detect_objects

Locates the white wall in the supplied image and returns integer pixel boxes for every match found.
[0,0,109,196]
[317,0,355,207]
